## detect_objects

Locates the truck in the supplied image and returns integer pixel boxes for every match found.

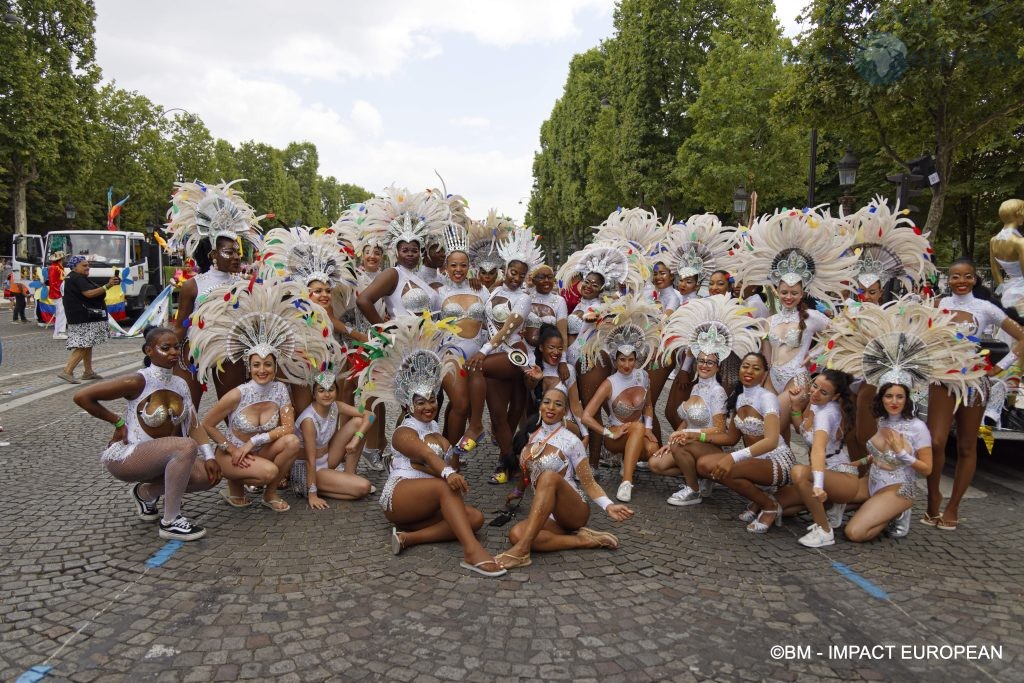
[6,230,165,316]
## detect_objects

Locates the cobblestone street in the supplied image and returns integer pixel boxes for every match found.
[1,321,1022,682]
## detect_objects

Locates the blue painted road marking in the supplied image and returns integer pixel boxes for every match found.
[16,664,52,682]
[832,561,889,600]
[145,540,184,568]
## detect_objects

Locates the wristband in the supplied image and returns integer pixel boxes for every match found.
[812,470,825,489]
[113,417,126,428]
[198,443,215,461]
[355,431,365,440]
[603,428,613,439]
[730,447,751,462]
[594,496,612,511]
[440,466,456,480]
[480,342,493,356]
[790,410,802,418]
[578,423,589,437]
[250,433,271,447]
[308,485,317,494]
[643,416,653,429]
[699,432,707,443]
[682,428,701,434]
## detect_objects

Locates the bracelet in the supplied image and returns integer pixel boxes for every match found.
[730,447,751,463]
[790,410,802,418]
[699,432,707,443]
[812,470,825,489]
[355,431,365,440]
[250,433,270,447]
[113,417,125,428]
[594,495,612,511]
[198,443,215,461]
[603,428,613,439]
[440,466,456,480]
[216,441,230,452]
[480,342,494,356]
[643,416,653,429]
[308,484,318,494]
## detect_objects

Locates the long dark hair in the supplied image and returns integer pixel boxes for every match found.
[815,369,855,439]
[871,382,915,420]
[726,352,769,414]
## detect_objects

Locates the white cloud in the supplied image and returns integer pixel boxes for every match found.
[351,100,384,136]
[774,0,809,37]
[448,116,491,129]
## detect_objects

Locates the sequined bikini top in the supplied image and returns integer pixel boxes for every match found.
[733,386,779,437]
[440,286,486,322]
[767,309,802,348]
[133,366,190,429]
[229,381,290,435]
[139,396,188,428]
[401,286,432,315]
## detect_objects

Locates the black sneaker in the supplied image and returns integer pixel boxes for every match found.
[158,515,207,541]
[130,483,160,521]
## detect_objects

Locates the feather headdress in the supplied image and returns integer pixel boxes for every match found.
[582,292,664,369]
[350,314,460,408]
[496,227,545,272]
[466,210,514,272]
[655,214,737,284]
[809,297,988,406]
[593,207,668,255]
[187,279,336,386]
[355,186,451,253]
[848,196,936,290]
[556,242,647,293]
[659,294,767,364]
[730,205,857,306]
[260,227,359,308]
[166,179,264,257]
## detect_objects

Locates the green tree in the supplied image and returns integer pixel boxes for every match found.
[793,0,1024,233]
[235,141,302,225]
[167,113,215,185]
[1,0,100,233]
[211,139,239,182]
[283,141,324,225]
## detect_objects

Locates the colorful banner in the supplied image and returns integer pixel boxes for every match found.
[107,285,173,338]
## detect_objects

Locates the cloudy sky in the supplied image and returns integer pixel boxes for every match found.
[94,1,805,222]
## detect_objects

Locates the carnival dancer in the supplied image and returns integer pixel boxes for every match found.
[494,387,634,569]
[353,315,507,577]
[524,323,589,441]
[650,295,765,506]
[74,326,218,540]
[580,293,663,502]
[166,180,264,405]
[193,279,334,512]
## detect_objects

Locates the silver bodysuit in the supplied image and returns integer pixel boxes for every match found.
[227,381,291,447]
[100,365,195,463]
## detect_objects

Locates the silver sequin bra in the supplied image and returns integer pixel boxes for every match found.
[230,381,290,434]
[679,377,727,428]
[734,386,780,437]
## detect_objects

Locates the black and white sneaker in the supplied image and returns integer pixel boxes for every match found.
[158,515,207,541]
[130,483,160,521]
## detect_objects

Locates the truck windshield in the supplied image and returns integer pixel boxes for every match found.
[49,234,126,268]
[13,235,44,265]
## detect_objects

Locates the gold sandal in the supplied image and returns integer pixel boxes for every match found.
[919,512,940,527]
[495,551,532,569]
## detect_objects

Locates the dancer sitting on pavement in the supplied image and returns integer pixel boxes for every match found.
[355,315,507,578]
[580,292,664,503]
[703,352,796,533]
[650,294,765,507]
[74,326,218,541]
[297,371,375,510]
[524,323,588,441]
[193,279,333,512]
[496,387,634,569]
[813,298,986,541]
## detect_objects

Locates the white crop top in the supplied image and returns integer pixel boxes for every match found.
[520,421,589,491]
[767,307,828,362]
[296,402,339,451]
[384,266,438,318]
[733,385,780,438]
[486,284,532,344]
[525,291,568,329]
[678,376,727,428]
[798,400,850,468]
[101,365,196,462]
[438,282,487,324]
[939,293,1007,338]
[868,416,931,469]
[193,268,237,299]
[657,286,682,312]
[389,416,447,481]
[229,381,291,436]
[606,370,649,426]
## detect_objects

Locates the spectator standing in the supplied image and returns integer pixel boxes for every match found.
[58,256,119,384]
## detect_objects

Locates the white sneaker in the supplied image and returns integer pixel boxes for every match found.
[886,509,912,538]
[616,480,633,502]
[698,478,714,497]
[798,523,835,548]
[667,485,701,507]
[827,503,846,530]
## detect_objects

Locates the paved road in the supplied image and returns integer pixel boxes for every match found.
[1,320,1021,682]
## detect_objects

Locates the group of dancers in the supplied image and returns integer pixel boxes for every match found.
[73,180,1024,578]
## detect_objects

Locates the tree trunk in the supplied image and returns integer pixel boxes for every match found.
[11,160,38,235]
[923,146,952,235]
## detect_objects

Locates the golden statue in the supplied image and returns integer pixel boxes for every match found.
[989,198,1024,315]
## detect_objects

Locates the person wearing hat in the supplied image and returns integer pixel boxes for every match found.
[58,255,119,383]
[48,251,68,338]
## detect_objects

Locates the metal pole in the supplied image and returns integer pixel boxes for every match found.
[807,128,817,206]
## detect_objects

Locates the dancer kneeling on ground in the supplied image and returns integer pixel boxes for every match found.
[298,372,375,509]
[74,326,219,541]
[354,315,507,577]
[496,387,634,569]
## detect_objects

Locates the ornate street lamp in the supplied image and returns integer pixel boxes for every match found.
[838,148,860,214]
[732,183,749,223]
[64,202,76,227]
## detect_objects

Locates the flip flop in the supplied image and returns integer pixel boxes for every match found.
[259,497,290,513]
[919,513,940,527]
[390,527,404,556]
[459,560,508,577]
[219,488,251,508]
[936,518,958,531]
[578,527,619,549]
[494,552,532,569]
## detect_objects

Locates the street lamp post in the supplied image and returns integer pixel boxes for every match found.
[838,148,860,215]
[732,183,750,225]
[64,202,76,229]
[161,107,199,125]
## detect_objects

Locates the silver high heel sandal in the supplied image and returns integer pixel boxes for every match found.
[747,499,783,534]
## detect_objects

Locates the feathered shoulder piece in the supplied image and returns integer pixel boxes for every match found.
[655,214,737,284]
[556,242,647,293]
[593,207,668,255]
[166,179,264,257]
[355,186,451,252]
[260,226,359,307]
[730,205,857,306]
[581,292,663,369]
[466,210,514,272]
[496,227,545,272]
[186,278,336,386]
[848,196,936,290]
[349,313,460,409]
[810,296,988,407]
[660,294,767,364]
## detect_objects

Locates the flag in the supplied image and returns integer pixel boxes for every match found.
[106,186,130,231]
